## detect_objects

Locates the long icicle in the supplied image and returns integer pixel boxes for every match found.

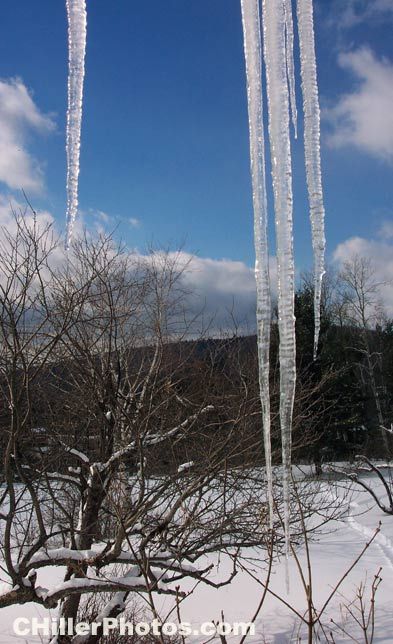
[283,0,298,138]
[262,0,296,558]
[296,0,326,359]
[240,0,273,527]
[65,0,87,250]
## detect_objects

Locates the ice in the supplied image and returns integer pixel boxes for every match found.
[241,0,325,557]
[65,0,87,250]
[262,0,296,553]
[284,0,298,138]
[240,0,273,526]
[296,0,326,359]
[58,0,325,565]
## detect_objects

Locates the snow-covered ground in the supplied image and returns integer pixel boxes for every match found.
[1,468,393,643]
[162,468,393,643]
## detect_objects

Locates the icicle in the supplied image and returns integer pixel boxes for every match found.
[240,0,273,527]
[262,0,296,554]
[296,0,326,359]
[65,0,87,250]
[283,0,298,138]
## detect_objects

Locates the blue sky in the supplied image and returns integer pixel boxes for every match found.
[0,0,393,319]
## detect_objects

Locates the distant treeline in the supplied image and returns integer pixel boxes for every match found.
[1,255,392,474]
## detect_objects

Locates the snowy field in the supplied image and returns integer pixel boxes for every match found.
[175,468,393,643]
[1,468,393,643]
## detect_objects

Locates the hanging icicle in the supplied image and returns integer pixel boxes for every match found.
[261,0,296,556]
[65,0,87,250]
[240,0,273,527]
[240,0,326,558]
[283,0,298,138]
[296,0,326,360]
[58,0,326,559]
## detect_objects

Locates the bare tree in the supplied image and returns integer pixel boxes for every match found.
[0,218,273,643]
[0,215,344,644]
[338,256,390,454]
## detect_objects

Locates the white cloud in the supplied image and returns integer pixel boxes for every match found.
[333,227,393,314]
[0,78,55,193]
[159,251,277,333]
[378,220,393,240]
[84,209,142,231]
[0,194,69,281]
[0,194,54,233]
[0,200,270,333]
[93,209,111,223]
[0,193,93,270]
[325,48,393,162]
[334,0,393,28]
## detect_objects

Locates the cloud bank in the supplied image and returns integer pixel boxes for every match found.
[168,252,277,333]
[0,196,267,333]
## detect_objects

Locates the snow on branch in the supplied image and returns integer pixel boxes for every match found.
[55,440,90,465]
[66,447,90,464]
[20,466,81,487]
[380,423,393,436]
[27,546,108,569]
[44,570,175,604]
[104,405,214,471]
